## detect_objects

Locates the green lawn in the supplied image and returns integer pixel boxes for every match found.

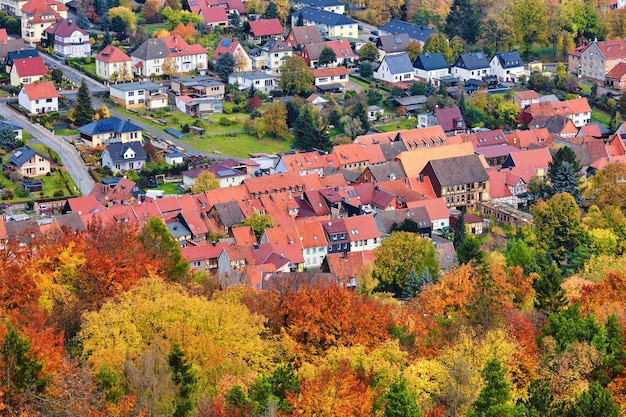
[55,129,78,136]
[351,77,372,91]
[591,108,611,126]
[28,143,62,166]
[117,107,292,157]
[376,117,417,132]
[35,170,79,199]
[150,182,184,194]
[143,24,169,35]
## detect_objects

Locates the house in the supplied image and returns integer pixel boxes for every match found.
[170,75,225,99]
[95,45,132,82]
[187,0,247,25]
[343,214,380,252]
[605,62,626,91]
[274,151,339,176]
[355,161,406,184]
[461,128,509,148]
[505,128,551,150]
[374,52,414,84]
[489,51,524,83]
[42,18,90,58]
[501,147,552,179]
[529,115,578,138]
[250,38,292,72]
[18,81,58,114]
[247,19,284,43]
[182,164,248,188]
[101,142,147,174]
[131,36,207,78]
[567,43,587,76]
[418,107,466,134]
[420,154,490,209]
[290,7,358,38]
[182,241,229,273]
[211,38,252,72]
[451,52,491,82]
[367,105,384,121]
[228,72,278,93]
[322,218,350,254]
[9,146,51,176]
[290,0,345,14]
[450,212,484,235]
[517,97,591,128]
[413,52,448,84]
[176,96,224,115]
[514,90,541,109]
[394,95,428,114]
[199,6,229,30]
[487,167,527,207]
[406,197,450,231]
[376,33,410,56]
[378,19,436,45]
[323,39,357,66]
[295,221,329,269]
[374,207,432,237]
[572,39,626,82]
[312,66,349,92]
[5,48,38,71]
[163,148,184,165]
[332,143,370,170]
[9,56,46,86]
[78,117,143,148]
[305,93,328,108]
[109,81,168,110]
[285,26,322,50]
[20,0,67,44]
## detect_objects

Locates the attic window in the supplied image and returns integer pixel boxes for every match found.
[395,37,402,44]
[351,229,359,235]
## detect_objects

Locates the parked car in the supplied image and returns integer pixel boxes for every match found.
[358,25,363,30]
[369,36,377,42]
[371,30,379,36]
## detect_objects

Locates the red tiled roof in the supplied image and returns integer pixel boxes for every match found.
[181,241,229,262]
[296,220,328,248]
[201,6,228,24]
[332,143,370,166]
[514,90,541,100]
[343,214,380,242]
[568,43,589,58]
[212,37,242,60]
[13,57,47,78]
[44,18,88,37]
[362,144,385,164]
[96,45,131,63]
[596,39,626,59]
[607,62,626,79]
[162,35,207,57]
[324,39,357,60]
[21,0,67,14]
[244,171,304,195]
[21,81,58,100]
[0,28,8,43]
[508,147,552,169]
[311,66,350,78]
[249,19,283,37]
[487,168,512,199]
[407,197,449,220]
[232,226,257,245]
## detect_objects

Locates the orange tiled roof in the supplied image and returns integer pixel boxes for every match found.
[22,81,58,100]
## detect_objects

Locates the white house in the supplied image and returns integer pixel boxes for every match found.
[451,52,491,82]
[344,214,381,253]
[131,35,207,78]
[374,53,414,83]
[367,105,384,121]
[101,142,147,173]
[18,81,59,114]
[289,7,358,38]
[109,81,168,110]
[413,52,449,84]
[489,51,524,83]
[182,165,248,189]
[290,0,345,14]
[250,38,292,72]
[228,72,278,93]
[43,18,90,58]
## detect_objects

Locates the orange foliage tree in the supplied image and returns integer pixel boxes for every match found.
[171,22,196,44]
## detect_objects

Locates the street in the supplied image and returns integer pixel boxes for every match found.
[0,103,95,195]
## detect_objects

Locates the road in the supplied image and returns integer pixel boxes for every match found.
[0,103,95,195]
[46,54,227,160]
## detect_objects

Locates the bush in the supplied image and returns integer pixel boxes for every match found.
[232,106,240,113]
[14,186,29,198]
[53,189,64,197]
[223,106,232,114]
[218,117,232,126]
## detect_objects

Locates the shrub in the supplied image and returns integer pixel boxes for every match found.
[15,186,29,198]
[53,189,64,197]
[223,106,232,114]
[232,106,240,113]
[218,117,232,126]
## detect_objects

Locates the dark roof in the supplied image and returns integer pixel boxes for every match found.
[379,141,408,161]
[0,39,29,61]
[423,155,489,186]
[103,142,147,164]
[291,6,357,26]
[382,53,414,74]
[376,33,410,53]
[379,19,436,43]
[414,52,448,71]
[365,161,406,182]
[131,37,170,61]
[213,201,244,227]
[375,207,431,233]
[78,117,142,135]
[10,146,46,167]
[55,212,86,232]
[290,0,343,7]
[287,26,323,45]
[493,51,523,69]
[454,52,490,70]
[7,49,39,66]
[394,95,427,106]
[434,107,466,132]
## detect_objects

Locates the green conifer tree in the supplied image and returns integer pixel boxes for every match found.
[73,79,95,127]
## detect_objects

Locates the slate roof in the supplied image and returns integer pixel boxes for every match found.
[291,6,357,26]
[365,161,406,182]
[434,107,466,132]
[382,53,413,75]
[376,33,410,53]
[422,154,489,186]
[379,19,436,43]
[7,49,39,66]
[10,146,46,167]
[291,0,343,8]
[375,207,431,234]
[78,117,142,135]
[0,39,29,62]
[493,51,523,68]
[454,52,490,70]
[110,81,162,91]
[96,45,131,63]
[103,142,147,164]
[131,36,206,61]
[413,52,448,71]
[214,201,244,227]
[379,141,408,161]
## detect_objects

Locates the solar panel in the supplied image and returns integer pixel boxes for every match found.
[476,52,483,59]
[14,151,22,158]
[217,169,236,176]
[221,39,231,47]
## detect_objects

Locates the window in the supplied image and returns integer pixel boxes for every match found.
[137,90,144,95]
[193,261,201,268]
[129,100,135,105]
[128,92,135,96]
[35,99,39,104]
[46,98,52,103]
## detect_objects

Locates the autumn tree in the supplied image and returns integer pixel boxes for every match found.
[405,39,423,61]
[162,54,178,79]
[262,101,288,138]
[279,56,313,96]
[358,42,380,62]
[511,0,548,58]
[191,170,219,194]
[94,104,111,120]
[584,162,626,212]
[171,22,196,44]
[373,231,439,297]
[141,0,162,23]
[109,6,137,33]
[242,212,275,241]
[140,217,189,282]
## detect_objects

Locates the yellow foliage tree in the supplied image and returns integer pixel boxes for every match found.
[94,105,111,120]
[152,29,171,38]
[108,6,137,33]
[191,170,219,194]
[161,54,178,79]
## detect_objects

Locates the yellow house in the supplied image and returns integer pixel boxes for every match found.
[77,117,143,148]
[95,45,132,82]
[9,56,47,86]
[20,0,67,44]
[10,146,52,176]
